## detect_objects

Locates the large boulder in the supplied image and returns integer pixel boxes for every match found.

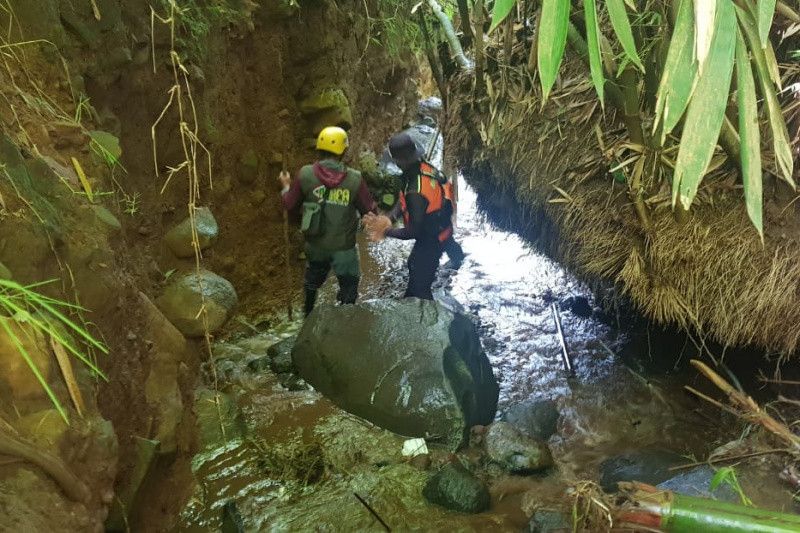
[501,399,559,441]
[599,448,685,492]
[484,422,554,474]
[292,299,499,450]
[164,207,219,258]
[156,270,237,337]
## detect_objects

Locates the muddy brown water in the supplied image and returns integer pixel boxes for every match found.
[180,172,796,530]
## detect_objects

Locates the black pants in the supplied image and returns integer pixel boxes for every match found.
[443,234,465,264]
[405,239,444,300]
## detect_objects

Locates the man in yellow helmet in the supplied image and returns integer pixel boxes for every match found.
[279,126,377,316]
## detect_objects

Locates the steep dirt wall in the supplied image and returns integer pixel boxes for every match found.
[0,0,416,529]
[446,62,800,358]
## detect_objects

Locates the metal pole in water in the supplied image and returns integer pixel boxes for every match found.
[551,302,574,376]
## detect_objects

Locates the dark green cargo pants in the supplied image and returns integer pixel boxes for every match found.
[303,245,360,316]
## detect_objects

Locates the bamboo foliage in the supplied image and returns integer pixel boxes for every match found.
[482,0,797,236]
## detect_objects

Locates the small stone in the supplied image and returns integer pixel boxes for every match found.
[423,463,490,513]
[267,337,295,374]
[278,108,291,119]
[657,465,738,502]
[127,331,137,341]
[528,509,569,533]
[599,449,685,492]
[156,269,238,337]
[163,206,219,258]
[138,226,151,236]
[484,421,553,474]
[501,399,559,441]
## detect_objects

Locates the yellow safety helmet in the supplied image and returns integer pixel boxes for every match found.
[316,126,349,155]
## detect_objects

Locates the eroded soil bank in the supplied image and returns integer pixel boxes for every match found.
[0,0,418,529]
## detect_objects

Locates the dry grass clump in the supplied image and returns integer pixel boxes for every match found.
[448,62,800,357]
[251,435,326,485]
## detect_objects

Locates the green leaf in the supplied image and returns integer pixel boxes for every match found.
[583,0,605,107]
[490,0,517,33]
[538,0,570,101]
[673,0,736,210]
[606,0,644,70]
[710,467,733,491]
[757,0,776,48]
[694,0,717,71]
[653,0,697,144]
[736,5,795,187]
[736,27,764,241]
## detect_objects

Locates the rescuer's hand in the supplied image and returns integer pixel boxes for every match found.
[278,170,291,189]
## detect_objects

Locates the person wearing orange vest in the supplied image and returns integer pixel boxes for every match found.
[365,132,459,299]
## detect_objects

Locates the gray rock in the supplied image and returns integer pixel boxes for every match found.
[156,269,237,337]
[559,296,593,318]
[484,421,553,474]
[194,388,244,449]
[268,336,295,374]
[528,510,569,532]
[657,465,738,502]
[417,97,442,126]
[423,463,490,513]
[106,437,159,530]
[599,448,685,492]
[292,299,499,450]
[502,399,559,441]
[164,207,219,258]
[0,262,11,279]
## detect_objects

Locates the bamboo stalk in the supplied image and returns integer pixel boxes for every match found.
[456,0,474,48]
[418,10,447,106]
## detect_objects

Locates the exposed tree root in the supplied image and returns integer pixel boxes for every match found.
[0,428,89,503]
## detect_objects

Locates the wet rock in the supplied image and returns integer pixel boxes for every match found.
[501,399,559,441]
[528,509,570,532]
[139,292,189,453]
[0,261,11,279]
[423,463,490,513]
[221,500,245,533]
[417,96,442,120]
[156,269,237,337]
[195,388,244,449]
[92,205,122,231]
[409,453,432,470]
[599,448,685,492]
[298,87,353,132]
[293,299,499,450]
[484,421,553,474]
[163,206,219,258]
[657,465,738,502]
[267,336,295,374]
[15,409,69,449]
[0,321,52,401]
[106,437,159,531]
[559,295,593,318]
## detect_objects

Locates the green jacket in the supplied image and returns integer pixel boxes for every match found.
[297,159,370,251]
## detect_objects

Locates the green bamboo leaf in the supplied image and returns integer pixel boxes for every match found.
[489,0,517,33]
[737,5,795,187]
[694,0,717,71]
[673,0,736,210]
[583,0,605,107]
[757,0,776,48]
[537,0,570,101]
[736,27,764,241]
[764,41,782,90]
[606,0,644,70]
[653,0,697,143]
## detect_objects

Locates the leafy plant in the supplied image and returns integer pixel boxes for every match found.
[0,279,108,423]
[486,0,797,239]
[710,466,753,506]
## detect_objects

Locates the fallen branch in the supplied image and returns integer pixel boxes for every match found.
[690,359,800,452]
[425,0,471,71]
[0,428,89,502]
[354,492,390,531]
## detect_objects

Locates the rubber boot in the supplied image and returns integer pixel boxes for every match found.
[336,275,359,305]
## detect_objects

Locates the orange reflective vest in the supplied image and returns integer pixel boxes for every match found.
[398,161,453,243]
